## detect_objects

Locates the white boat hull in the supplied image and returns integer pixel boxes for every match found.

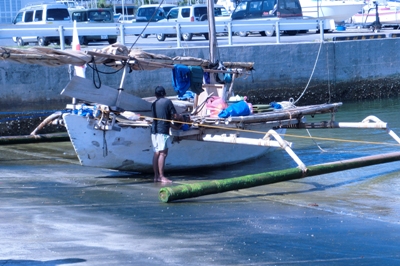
[351,6,400,24]
[300,1,365,23]
[63,113,285,173]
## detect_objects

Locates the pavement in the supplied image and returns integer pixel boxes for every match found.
[0,141,399,265]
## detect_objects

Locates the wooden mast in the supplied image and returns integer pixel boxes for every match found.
[207,0,218,85]
[207,0,217,64]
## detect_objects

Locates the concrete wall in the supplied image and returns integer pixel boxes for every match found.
[1,38,400,112]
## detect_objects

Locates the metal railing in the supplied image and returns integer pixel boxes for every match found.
[0,18,333,47]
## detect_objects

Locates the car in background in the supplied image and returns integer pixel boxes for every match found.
[135,4,177,38]
[231,0,303,36]
[118,14,136,23]
[12,3,72,46]
[156,4,230,41]
[70,8,118,45]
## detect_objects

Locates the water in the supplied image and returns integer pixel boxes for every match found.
[194,98,400,174]
[0,98,399,264]
[1,98,399,224]
[176,98,400,223]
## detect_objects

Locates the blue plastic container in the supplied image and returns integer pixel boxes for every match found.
[336,26,346,31]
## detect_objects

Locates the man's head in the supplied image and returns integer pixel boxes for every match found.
[155,86,166,97]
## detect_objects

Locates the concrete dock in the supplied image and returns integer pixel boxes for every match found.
[0,141,399,265]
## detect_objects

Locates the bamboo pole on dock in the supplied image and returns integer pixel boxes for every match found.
[159,151,400,203]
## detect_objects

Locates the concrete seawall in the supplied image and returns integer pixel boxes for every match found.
[1,38,400,108]
[1,39,400,135]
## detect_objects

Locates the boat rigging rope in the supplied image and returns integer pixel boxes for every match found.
[293,41,323,105]
[86,56,127,89]
[305,127,327,153]
[291,40,326,151]
[128,0,165,52]
[146,116,400,147]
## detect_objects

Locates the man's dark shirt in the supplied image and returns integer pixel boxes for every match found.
[151,97,177,135]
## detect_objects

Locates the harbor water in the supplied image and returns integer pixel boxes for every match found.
[0,98,399,264]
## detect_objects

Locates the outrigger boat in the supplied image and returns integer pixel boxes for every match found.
[1,1,399,174]
[0,44,357,173]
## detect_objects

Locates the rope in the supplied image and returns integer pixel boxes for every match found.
[144,116,400,147]
[89,56,101,89]
[306,128,327,152]
[128,0,165,52]
[293,41,323,105]
[85,56,127,89]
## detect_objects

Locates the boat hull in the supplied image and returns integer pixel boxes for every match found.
[63,114,285,173]
[300,1,365,23]
[351,6,400,25]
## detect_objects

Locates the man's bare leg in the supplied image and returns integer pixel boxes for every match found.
[157,149,171,183]
[153,152,160,182]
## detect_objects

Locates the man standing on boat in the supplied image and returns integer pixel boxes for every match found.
[151,86,180,183]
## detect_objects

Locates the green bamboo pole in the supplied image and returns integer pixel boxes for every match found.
[159,151,400,203]
[0,133,69,145]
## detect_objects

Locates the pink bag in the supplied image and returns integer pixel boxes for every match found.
[205,96,227,117]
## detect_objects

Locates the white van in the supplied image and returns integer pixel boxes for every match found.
[156,4,230,41]
[70,8,118,45]
[12,3,72,46]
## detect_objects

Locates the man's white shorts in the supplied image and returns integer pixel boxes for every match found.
[151,133,172,152]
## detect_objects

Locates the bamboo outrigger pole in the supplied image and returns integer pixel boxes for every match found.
[159,151,400,203]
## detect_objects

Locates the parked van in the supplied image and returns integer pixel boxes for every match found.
[156,4,230,41]
[135,4,177,38]
[231,0,303,20]
[231,0,303,36]
[135,4,177,22]
[12,3,72,46]
[69,8,118,45]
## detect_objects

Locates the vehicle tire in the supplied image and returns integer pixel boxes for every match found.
[108,38,117,44]
[182,33,193,41]
[80,36,89,45]
[285,30,298,36]
[38,37,49,46]
[238,31,248,37]
[141,34,149,38]
[265,30,276,37]
[65,37,72,46]
[260,31,267,36]
[156,34,166,41]
[16,38,26,46]
[203,33,209,40]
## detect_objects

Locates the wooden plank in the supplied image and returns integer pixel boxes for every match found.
[61,76,152,111]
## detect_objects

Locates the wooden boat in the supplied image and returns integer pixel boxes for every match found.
[0,0,345,173]
[59,73,341,172]
[0,34,345,173]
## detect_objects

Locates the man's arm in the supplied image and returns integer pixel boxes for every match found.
[171,113,183,130]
